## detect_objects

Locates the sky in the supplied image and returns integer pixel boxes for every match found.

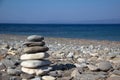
[0,0,120,24]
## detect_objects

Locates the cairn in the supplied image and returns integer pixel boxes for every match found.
[20,35,52,75]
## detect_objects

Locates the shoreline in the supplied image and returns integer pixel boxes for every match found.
[0,33,120,42]
[0,34,120,49]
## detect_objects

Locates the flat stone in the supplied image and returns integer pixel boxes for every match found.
[42,76,56,80]
[23,41,45,47]
[23,46,49,53]
[21,60,51,68]
[27,35,44,42]
[97,61,112,71]
[21,66,52,75]
[20,52,49,60]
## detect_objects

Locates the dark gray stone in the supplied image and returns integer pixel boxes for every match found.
[97,61,112,71]
[27,35,44,42]
[23,46,49,53]
[23,41,45,47]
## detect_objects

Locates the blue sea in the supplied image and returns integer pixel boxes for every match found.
[0,24,120,41]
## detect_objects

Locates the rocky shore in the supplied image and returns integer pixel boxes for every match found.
[0,34,120,80]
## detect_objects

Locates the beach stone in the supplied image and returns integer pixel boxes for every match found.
[21,66,52,75]
[87,65,98,71]
[109,57,120,64]
[97,61,112,71]
[23,46,49,53]
[0,62,6,70]
[112,70,120,76]
[20,52,49,60]
[106,76,120,80]
[7,67,21,76]
[71,68,81,79]
[77,58,86,63]
[57,77,72,80]
[31,76,42,80]
[9,76,21,80]
[66,52,74,58]
[74,63,87,68]
[20,73,34,79]
[27,35,44,42]
[1,59,16,68]
[42,76,56,80]
[21,60,51,68]
[49,71,62,77]
[23,41,45,47]
[1,43,10,49]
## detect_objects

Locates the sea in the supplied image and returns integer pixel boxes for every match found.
[0,24,120,41]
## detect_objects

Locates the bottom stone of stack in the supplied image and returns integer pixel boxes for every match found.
[21,66,52,75]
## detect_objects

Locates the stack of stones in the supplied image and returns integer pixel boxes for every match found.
[20,35,52,76]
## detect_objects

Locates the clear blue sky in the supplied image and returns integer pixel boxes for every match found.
[0,0,120,24]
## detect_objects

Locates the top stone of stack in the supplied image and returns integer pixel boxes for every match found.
[27,35,44,42]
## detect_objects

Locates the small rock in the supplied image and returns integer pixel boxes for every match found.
[49,71,62,77]
[66,52,74,58]
[90,53,99,57]
[112,70,120,76]
[20,73,34,79]
[109,57,120,64]
[0,62,6,70]
[21,60,51,68]
[1,43,10,49]
[42,76,56,80]
[71,68,81,79]
[77,58,86,63]
[9,76,21,80]
[7,67,21,76]
[59,77,72,80]
[1,59,16,68]
[31,76,42,80]
[27,35,44,42]
[74,63,87,68]
[20,52,49,60]
[23,46,49,53]
[87,65,98,71]
[106,76,120,80]
[97,61,112,71]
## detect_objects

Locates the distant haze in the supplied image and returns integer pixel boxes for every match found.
[0,0,120,24]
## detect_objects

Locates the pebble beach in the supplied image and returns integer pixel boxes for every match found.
[0,34,120,80]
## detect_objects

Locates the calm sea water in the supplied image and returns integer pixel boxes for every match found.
[0,24,120,41]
